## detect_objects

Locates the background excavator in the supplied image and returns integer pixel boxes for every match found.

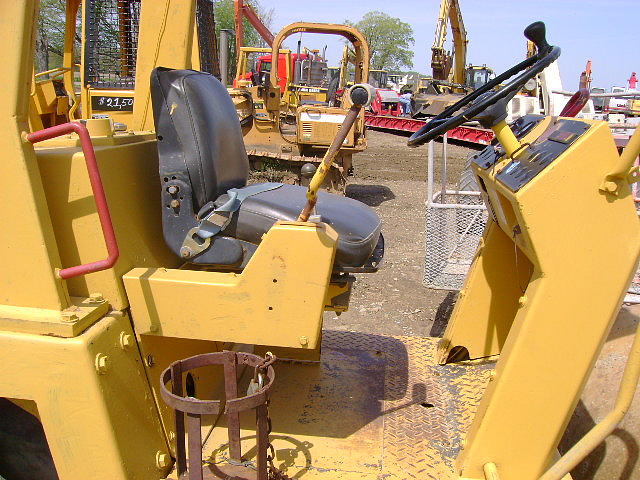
[412,0,495,118]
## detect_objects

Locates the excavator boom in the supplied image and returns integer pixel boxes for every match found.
[234,0,274,56]
[431,0,467,84]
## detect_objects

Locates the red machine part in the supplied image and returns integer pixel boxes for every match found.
[370,89,402,116]
[256,53,314,93]
[365,113,495,146]
[560,88,591,117]
[27,122,120,279]
[234,0,275,52]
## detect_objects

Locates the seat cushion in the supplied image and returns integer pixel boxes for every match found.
[218,184,382,268]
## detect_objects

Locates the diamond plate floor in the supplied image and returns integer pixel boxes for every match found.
[196,330,493,479]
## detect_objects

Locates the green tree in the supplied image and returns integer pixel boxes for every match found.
[347,11,414,71]
[35,0,78,72]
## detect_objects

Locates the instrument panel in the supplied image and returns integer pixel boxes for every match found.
[473,114,591,191]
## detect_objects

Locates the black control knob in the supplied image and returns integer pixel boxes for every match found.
[524,21,550,54]
[350,86,370,107]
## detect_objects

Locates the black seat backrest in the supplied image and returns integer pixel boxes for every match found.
[150,67,249,209]
[150,67,250,265]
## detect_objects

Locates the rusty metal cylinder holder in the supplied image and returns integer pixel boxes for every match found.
[160,351,276,480]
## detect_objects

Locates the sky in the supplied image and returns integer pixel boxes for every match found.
[258,0,639,90]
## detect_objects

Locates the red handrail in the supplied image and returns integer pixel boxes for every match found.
[27,122,119,279]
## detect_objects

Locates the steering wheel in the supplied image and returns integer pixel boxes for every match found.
[408,21,561,147]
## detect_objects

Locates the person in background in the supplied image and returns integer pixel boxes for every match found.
[399,90,413,116]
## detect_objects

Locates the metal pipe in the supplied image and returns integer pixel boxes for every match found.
[294,40,302,85]
[602,125,640,193]
[441,132,448,202]
[539,320,640,480]
[616,125,640,177]
[219,29,232,86]
[492,120,522,158]
[27,122,119,279]
[427,140,434,208]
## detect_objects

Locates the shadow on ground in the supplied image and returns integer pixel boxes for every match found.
[346,184,395,206]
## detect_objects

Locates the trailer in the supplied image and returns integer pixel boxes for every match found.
[365,112,495,146]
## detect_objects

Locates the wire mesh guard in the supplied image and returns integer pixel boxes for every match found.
[84,0,141,89]
[423,137,487,291]
[196,0,221,78]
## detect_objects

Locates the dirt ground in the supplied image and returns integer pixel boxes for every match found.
[325,129,640,480]
[324,129,471,336]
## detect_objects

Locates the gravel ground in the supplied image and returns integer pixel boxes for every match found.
[324,129,472,336]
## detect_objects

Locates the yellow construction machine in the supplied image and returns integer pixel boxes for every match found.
[230,22,370,189]
[31,1,368,191]
[413,0,495,118]
[3,4,640,480]
[29,0,220,130]
[231,0,366,188]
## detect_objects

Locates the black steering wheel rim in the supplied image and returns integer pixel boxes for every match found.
[408,21,561,147]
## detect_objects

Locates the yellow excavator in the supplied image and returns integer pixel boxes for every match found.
[3,2,640,479]
[413,0,495,117]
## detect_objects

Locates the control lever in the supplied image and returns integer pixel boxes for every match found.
[524,21,551,55]
[297,83,374,221]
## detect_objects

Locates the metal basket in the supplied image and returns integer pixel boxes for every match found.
[423,137,487,290]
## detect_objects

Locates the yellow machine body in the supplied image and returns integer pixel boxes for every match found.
[3,2,640,480]
[231,22,370,188]
[234,46,328,113]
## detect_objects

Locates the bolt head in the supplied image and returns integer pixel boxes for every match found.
[604,181,618,193]
[95,353,110,374]
[170,199,180,208]
[180,247,192,258]
[145,354,155,367]
[167,185,179,194]
[61,311,79,323]
[119,331,133,349]
[156,451,171,469]
[89,292,105,303]
[299,335,309,346]
[518,295,527,307]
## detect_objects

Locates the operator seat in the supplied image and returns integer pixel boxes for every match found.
[150,67,382,270]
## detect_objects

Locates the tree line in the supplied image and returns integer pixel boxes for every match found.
[35,1,415,77]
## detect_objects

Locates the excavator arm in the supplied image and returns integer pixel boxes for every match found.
[234,0,274,56]
[431,0,468,84]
